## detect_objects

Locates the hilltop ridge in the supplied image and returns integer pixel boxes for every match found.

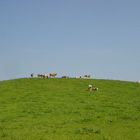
[0,78,140,140]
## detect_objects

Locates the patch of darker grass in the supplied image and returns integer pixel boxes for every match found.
[75,127,101,135]
[0,127,8,138]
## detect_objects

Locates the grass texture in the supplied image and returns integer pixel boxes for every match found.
[0,78,140,140]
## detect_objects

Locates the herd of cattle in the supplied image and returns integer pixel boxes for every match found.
[31,73,57,78]
[31,73,91,79]
[29,73,140,93]
[30,73,140,84]
[30,73,99,93]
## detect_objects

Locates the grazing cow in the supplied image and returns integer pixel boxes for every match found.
[88,84,93,92]
[37,73,57,79]
[49,73,57,78]
[84,75,91,79]
[88,84,98,93]
[92,87,98,91]
[37,74,41,78]
[37,74,45,78]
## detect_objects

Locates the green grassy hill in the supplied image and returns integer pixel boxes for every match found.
[0,78,140,140]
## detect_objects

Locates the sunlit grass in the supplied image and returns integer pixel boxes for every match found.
[0,78,140,140]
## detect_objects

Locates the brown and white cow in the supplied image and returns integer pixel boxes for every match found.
[49,73,57,78]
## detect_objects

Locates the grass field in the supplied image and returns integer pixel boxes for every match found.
[0,78,140,140]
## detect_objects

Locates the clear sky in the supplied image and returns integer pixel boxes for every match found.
[0,0,140,81]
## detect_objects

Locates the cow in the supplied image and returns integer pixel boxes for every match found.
[75,76,82,79]
[49,73,57,78]
[84,75,91,79]
[31,73,38,78]
[44,74,49,78]
[37,74,45,78]
[92,87,98,91]
[88,84,98,93]
[31,73,34,78]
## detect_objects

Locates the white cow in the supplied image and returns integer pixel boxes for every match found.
[31,73,38,78]
[84,75,91,79]
[75,76,82,79]
[44,74,49,78]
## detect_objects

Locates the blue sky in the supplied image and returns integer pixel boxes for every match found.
[0,0,140,81]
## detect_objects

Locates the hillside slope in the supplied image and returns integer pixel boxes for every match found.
[0,78,140,140]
